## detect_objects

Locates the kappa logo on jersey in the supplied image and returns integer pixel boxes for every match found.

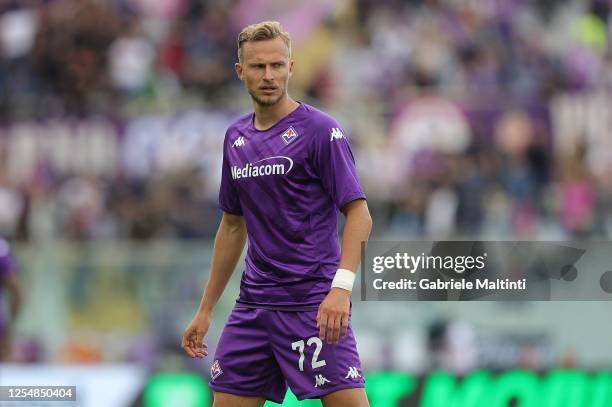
[314,374,331,388]
[330,127,345,141]
[231,156,294,180]
[281,127,299,145]
[210,360,223,380]
[232,136,246,148]
[345,367,361,379]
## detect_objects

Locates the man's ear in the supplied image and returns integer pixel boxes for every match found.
[235,63,244,81]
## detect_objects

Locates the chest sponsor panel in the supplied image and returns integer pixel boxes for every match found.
[230,155,294,180]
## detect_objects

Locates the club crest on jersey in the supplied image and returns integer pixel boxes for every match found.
[281,127,299,145]
[211,360,223,380]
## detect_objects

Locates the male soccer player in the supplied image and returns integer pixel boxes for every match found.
[0,238,22,361]
[182,21,372,406]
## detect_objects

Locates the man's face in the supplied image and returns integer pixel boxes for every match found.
[236,37,293,107]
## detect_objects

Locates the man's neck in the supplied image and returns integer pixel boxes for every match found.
[253,95,300,131]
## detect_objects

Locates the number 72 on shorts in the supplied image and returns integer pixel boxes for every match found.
[291,337,327,371]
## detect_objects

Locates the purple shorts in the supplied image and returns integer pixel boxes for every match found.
[209,304,365,403]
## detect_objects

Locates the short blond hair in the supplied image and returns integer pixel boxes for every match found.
[237,21,291,63]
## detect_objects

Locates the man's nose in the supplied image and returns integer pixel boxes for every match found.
[263,65,274,80]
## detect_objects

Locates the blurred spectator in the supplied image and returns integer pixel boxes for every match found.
[108,21,155,93]
[427,319,477,374]
[0,174,26,239]
[559,149,597,238]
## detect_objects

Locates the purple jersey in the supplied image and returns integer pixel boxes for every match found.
[219,103,365,309]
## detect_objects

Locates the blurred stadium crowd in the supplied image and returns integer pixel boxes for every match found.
[1,0,612,242]
[2,4,612,402]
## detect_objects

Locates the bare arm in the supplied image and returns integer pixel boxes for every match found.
[198,212,247,313]
[182,212,246,358]
[317,199,372,344]
[339,199,373,272]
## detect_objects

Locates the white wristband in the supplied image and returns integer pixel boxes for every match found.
[331,268,356,292]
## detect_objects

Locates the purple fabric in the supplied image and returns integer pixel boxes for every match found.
[209,305,365,402]
[219,103,366,309]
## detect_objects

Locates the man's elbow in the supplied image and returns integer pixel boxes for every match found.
[362,206,373,235]
[365,208,373,232]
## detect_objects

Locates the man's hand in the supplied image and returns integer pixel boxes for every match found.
[317,288,351,344]
[181,311,212,358]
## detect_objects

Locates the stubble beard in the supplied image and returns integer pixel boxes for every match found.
[248,87,285,107]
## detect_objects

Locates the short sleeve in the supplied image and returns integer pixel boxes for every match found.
[311,121,366,209]
[218,136,243,215]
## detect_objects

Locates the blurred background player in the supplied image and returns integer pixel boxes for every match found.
[181,21,372,407]
[0,237,22,361]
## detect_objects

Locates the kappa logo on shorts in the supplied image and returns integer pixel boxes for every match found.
[314,374,331,388]
[345,366,362,380]
[211,360,223,380]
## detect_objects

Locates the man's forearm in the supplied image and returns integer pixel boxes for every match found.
[318,199,372,344]
[198,217,247,313]
[339,200,372,273]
